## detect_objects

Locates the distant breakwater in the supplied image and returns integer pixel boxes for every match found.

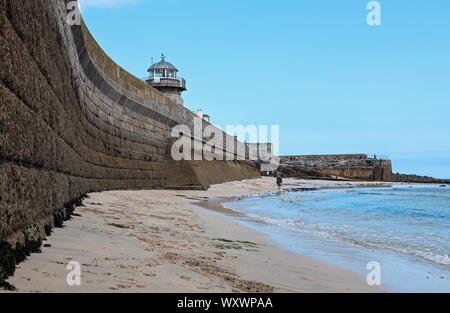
[278,154,392,181]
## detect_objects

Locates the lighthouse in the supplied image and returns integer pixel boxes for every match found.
[146,53,187,106]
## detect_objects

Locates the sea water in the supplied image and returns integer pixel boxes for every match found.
[223,184,450,292]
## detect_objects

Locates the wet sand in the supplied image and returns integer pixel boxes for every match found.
[3,177,388,293]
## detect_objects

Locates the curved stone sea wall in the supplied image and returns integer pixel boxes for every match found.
[0,0,259,280]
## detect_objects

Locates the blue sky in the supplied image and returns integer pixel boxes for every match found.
[79,0,450,178]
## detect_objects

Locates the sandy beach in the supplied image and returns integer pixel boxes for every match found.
[3,177,389,293]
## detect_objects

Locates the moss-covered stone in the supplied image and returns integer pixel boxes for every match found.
[0,195,86,290]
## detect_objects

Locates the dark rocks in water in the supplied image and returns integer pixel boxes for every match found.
[286,187,319,192]
[392,173,450,184]
[440,185,447,187]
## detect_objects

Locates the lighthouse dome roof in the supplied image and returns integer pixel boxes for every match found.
[148,54,178,72]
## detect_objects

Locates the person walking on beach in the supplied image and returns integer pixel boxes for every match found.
[276,173,283,191]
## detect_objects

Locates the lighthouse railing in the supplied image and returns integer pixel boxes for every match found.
[141,76,186,89]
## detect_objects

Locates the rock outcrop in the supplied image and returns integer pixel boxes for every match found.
[391,173,450,184]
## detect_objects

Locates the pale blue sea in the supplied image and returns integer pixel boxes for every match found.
[222,184,450,292]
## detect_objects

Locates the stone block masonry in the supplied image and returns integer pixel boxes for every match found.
[278,154,393,181]
[0,0,259,282]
